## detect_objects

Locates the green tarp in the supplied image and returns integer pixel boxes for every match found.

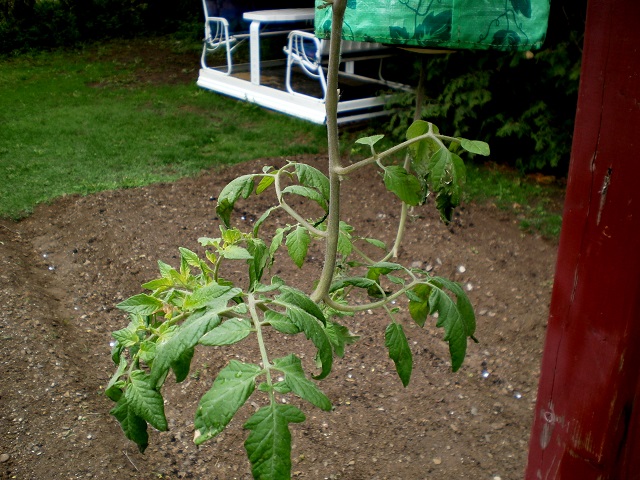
[315,0,550,52]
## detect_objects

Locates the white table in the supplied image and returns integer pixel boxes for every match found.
[243,8,315,85]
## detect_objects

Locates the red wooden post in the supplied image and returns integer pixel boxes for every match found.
[526,0,640,478]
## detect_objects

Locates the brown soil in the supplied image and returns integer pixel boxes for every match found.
[0,40,559,480]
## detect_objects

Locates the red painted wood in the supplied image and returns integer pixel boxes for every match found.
[526,0,640,478]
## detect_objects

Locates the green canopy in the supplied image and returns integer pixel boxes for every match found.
[315,0,550,52]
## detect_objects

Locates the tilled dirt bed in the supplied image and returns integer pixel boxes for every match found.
[0,153,558,479]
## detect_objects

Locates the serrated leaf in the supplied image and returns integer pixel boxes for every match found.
[105,356,127,401]
[355,134,384,147]
[247,238,268,291]
[384,322,412,387]
[264,309,301,334]
[221,245,253,260]
[199,318,252,346]
[244,404,305,480]
[282,185,328,211]
[269,228,286,258]
[329,276,378,292]
[383,165,424,206]
[150,310,221,386]
[171,347,195,383]
[273,355,332,411]
[324,321,359,357]
[182,283,241,311]
[277,286,326,325]
[179,247,202,268]
[427,278,476,372]
[407,120,440,164]
[111,324,140,348]
[253,205,279,237]
[294,163,330,201]
[256,175,275,194]
[194,361,261,445]
[157,260,175,279]
[364,237,387,250]
[407,283,432,327]
[337,229,353,257]
[126,370,168,431]
[428,148,466,222]
[117,294,163,316]
[285,226,310,269]
[459,138,490,156]
[216,174,255,227]
[110,396,149,453]
[141,278,172,291]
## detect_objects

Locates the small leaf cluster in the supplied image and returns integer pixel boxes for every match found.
[107,119,487,479]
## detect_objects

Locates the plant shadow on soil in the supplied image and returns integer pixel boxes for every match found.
[0,40,559,479]
[0,155,558,479]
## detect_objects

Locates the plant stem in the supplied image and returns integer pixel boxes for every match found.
[274,170,327,237]
[311,0,347,303]
[388,58,427,259]
[248,293,275,402]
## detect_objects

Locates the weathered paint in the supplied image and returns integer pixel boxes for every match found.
[525,0,640,478]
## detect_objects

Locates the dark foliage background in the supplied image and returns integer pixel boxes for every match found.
[1,0,585,176]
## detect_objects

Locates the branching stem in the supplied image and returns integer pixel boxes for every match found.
[248,293,275,403]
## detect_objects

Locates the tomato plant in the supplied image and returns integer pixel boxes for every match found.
[106,2,489,478]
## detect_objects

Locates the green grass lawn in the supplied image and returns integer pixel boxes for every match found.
[0,38,563,238]
[0,40,326,219]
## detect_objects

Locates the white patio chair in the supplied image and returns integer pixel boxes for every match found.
[284,30,407,101]
[283,30,327,99]
[200,0,247,74]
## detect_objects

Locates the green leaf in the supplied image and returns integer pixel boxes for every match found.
[179,247,202,268]
[216,174,255,227]
[253,205,279,237]
[264,309,301,335]
[141,278,172,291]
[199,318,252,346]
[384,322,412,387]
[428,148,466,222]
[182,283,242,311]
[294,163,330,201]
[324,320,359,357]
[273,355,332,411]
[459,138,490,156]
[277,286,326,325]
[287,306,333,380]
[269,228,286,259]
[194,361,261,445]
[244,404,305,480]
[406,120,440,163]
[221,245,253,260]
[285,226,310,269]
[111,324,140,348]
[329,276,378,292]
[170,347,195,383]
[282,185,328,211]
[256,175,275,194]
[126,370,168,431]
[150,310,221,386]
[428,278,476,371]
[110,396,149,453]
[383,166,424,206]
[364,237,387,250]
[407,283,432,327]
[157,260,175,279]
[116,294,163,316]
[105,356,128,401]
[355,134,384,147]
[247,238,268,291]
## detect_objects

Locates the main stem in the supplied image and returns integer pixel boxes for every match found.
[311,0,347,303]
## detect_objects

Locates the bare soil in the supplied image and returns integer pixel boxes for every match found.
[0,41,560,480]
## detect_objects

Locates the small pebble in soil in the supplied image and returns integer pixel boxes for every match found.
[48,265,56,271]
[432,457,442,465]
[0,453,10,463]
[513,392,523,399]
[457,265,466,273]
[481,369,490,378]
